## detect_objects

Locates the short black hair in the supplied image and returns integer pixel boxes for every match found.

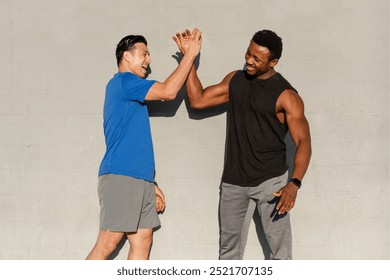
[115,35,147,66]
[251,30,282,60]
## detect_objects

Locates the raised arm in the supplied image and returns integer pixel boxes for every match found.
[186,66,234,109]
[173,29,233,109]
[145,28,202,101]
[273,89,312,214]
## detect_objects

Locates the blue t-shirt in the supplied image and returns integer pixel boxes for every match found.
[98,72,156,181]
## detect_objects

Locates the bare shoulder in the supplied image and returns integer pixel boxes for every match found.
[277,89,305,113]
[221,70,238,84]
[210,70,238,91]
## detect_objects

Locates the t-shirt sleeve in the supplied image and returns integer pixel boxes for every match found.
[121,73,156,102]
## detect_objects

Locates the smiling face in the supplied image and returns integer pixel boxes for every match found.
[121,42,151,78]
[244,40,278,78]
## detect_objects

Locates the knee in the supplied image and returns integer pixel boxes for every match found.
[102,240,119,254]
[96,233,123,256]
[134,234,153,251]
[91,239,117,258]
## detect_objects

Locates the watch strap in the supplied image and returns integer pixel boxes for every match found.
[289,177,302,188]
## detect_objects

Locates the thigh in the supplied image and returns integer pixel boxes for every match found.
[95,229,125,249]
[248,172,289,203]
[254,171,289,231]
[219,182,252,259]
[255,172,292,259]
[138,182,160,230]
[126,228,153,246]
[98,174,148,232]
[219,182,250,235]
[126,228,153,260]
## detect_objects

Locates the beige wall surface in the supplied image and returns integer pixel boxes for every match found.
[0,0,388,260]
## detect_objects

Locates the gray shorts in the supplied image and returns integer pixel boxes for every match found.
[98,174,160,232]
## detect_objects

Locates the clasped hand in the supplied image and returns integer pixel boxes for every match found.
[172,28,202,56]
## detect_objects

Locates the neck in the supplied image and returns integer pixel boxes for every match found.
[118,64,129,73]
[255,68,277,80]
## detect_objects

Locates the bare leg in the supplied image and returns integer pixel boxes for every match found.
[126,228,153,260]
[86,230,124,260]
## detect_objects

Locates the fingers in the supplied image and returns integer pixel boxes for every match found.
[273,191,282,197]
[177,27,201,40]
[274,188,296,215]
[190,28,202,41]
[276,198,294,215]
[156,192,165,203]
[156,195,166,213]
[173,28,202,56]
[154,185,166,213]
[182,29,191,37]
[172,35,179,44]
[172,30,188,53]
[154,185,165,203]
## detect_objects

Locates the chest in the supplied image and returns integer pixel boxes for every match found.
[229,79,280,115]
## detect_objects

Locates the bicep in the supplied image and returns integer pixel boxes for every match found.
[192,71,235,109]
[282,91,311,146]
[199,83,229,107]
[144,82,167,101]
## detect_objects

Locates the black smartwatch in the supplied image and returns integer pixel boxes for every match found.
[289,178,302,188]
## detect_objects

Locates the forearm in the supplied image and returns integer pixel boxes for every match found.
[291,139,311,181]
[186,64,204,108]
[162,53,197,99]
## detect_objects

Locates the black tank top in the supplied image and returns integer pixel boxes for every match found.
[222,71,297,187]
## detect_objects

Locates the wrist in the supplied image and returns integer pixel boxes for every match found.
[183,51,198,60]
[289,178,302,189]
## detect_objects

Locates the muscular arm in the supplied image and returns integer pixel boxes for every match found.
[145,28,202,101]
[284,90,311,180]
[186,66,234,109]
[274,90,312,214]
[173,29,233,109]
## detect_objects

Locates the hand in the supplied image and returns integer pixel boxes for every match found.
[273,183,299,215]
[172,27,202,57]
[172,28,190,53]
[155,185,166,213]
[156,195,165,213]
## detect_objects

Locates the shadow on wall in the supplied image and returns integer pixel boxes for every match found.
[147,87,227,120]
[147,52,227,120]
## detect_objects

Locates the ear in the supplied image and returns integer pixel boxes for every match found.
[123,51,132,62]
[270,59,279,68]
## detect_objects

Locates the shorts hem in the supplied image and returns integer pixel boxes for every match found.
[99,223,161,233]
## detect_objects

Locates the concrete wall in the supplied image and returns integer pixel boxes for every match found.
[0,0,388,260]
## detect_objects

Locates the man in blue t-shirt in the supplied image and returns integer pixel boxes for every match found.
[86,29,202,260]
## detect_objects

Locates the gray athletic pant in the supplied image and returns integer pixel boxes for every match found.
[219,171,292,260]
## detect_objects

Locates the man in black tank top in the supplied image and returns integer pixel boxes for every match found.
[174,29,311,259]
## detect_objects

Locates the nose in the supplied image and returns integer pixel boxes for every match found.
[246,56,253,65]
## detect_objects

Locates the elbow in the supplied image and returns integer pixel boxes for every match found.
[189,101,205,109]
[161,90,178,101]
